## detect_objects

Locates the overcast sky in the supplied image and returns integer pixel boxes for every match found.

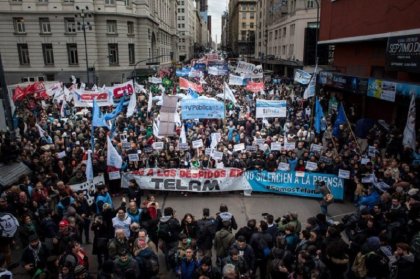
[208,0,228,44]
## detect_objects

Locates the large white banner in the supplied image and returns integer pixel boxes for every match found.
[69,175,105,205]
[236,61,256,74]
[73,90,113,107]
[256,99,287,118]
[229,74,247,86]
[121,168,251,192]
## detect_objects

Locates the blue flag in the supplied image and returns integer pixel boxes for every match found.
[314,97,325,134]
[104,95,125,121]
[92,99,108,128]
[332,104,346,137]
[187,88,199,99]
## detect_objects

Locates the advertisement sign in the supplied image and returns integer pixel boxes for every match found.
[246,82,265,93]
[367,79,397,102]
[181,99,225,119]
[245,170,344,200]
[386,34,420,73]
[122,168,249,192]
[256,99,287,118]
[319,72,368,95]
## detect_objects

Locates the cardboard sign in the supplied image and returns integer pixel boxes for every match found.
[305,161,318,171]
[192,139,204,149]
[122,142,131,150]
[212,151,223,160]
[278,162,290,171]
[368,146,377,157]
[319,156,333,165]
[295,171,305,177]
[143,146,154,153]
[109,171,121,180]
[256,139,265,145]
[283,142,296,151]
[338,169,350,179]
[271,142,281,151]
[56,151,66,159]
[246,145,257,152]
[178,143,189,150]
[361,158,370,165]
[205,148,213,155]
[128,153,139,162]
[152,142,164,150]
[234,143,245,152]
[310,144,323,153]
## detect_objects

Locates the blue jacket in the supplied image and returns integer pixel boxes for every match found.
[127,208,142,224]
[358,191,380,209]
[177,258,200,279]
[96,193,113,213]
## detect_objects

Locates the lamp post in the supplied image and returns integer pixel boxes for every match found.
[314,0,320,65]
[75,5,93,85]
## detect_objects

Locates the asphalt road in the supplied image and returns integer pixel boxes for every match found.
[12,191,355,278]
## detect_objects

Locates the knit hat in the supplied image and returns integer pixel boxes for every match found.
[366,236,380,251]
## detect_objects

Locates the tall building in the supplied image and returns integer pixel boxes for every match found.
[177,0,197,61]
[319,0,420,126]
[0,0,179,85]
[254,0,321,77]
[221,11,229,50]
[228,0,257,59]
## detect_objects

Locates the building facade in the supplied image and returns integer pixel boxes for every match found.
[177,0,196,61]
[0,0,179,85]
[221,11,229,51]
[319,0,420,126]
[254,0,320,76]
[228,0,257,59]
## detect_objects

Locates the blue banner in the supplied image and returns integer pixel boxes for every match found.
[245,170,344,200]
[176,68,191,77]
[193,63,207,71]
[181,99,225,119]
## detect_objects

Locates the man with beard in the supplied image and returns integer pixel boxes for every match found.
[21,234,49,277]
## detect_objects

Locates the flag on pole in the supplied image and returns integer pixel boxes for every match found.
[303,66,317,99]
[223,82,237,105]
[104,96,124,121]
[180,124,187,143]
[187,88,199,99]
[403,93,416,150]
[60,101,67,118]
[153,119,163,139]
[86,150,94,182]
[147,91,153,112]
[314,97,325,134]
[92,99,108,128]
[107,136,122,169]
[332,104,346,137]
[126,92,137,117]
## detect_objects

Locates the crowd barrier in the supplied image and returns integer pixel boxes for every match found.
[121,168,344,201]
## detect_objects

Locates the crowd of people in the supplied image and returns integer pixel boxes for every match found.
[0,55,419,279]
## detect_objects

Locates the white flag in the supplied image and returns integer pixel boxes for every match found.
[60,101,66,118]
[86,150,94,181]
[180,124,187,143]
[303,65,318,99]
[403,93,416,150]
[153,119,163,139]
[35,123,45,138]
[147,91,153,112]
[107,136,122,169]
[223,82,237,105]
[211,132,221,149]
[126,92,137,117]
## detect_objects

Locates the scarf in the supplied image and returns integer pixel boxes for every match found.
[28,242,42,265]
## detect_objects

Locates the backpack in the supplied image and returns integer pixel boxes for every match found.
[352,252,368,278]
[255,235,270,259]
[197,218,217,240]
[353,250,390,278]
[144,253,159,275]
[157,221,172,242]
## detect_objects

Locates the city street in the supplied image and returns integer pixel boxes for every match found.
[12,191,355,278]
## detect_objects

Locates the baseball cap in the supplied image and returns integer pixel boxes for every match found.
[59,219,70,227]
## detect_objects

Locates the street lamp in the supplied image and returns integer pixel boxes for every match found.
[75,5,93,85]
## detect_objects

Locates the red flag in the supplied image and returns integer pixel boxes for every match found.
[12,86,26,102]
[179,77,203,93]
[246,81,264,93]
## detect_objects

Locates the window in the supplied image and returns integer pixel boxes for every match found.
[38,0,48,3]
[17,44,30,65]
[250,4,254,11]
[250,12,254,19]
[39,18,51,34]
[283,27,286,37]
[11,0,23,2]
[307,0,314,8]
[241,4,246,10]
[108,44,119,65]
[127,21,134,35]
[124,0,130,6]
[107,20,117,34]
[250,23,254,29]
[105,0,115,5]
[241,31,246,41]
[274,30,278,39]
[13,18,25,33]
[128,44,135,65]
[64,18,76,33]
[290,24,295,36]
[242,22,246,28]
[282,45,286,55]
[67,43,78,65]
[63,0,74,3]
[242,12,246,19]
[42,44,54,65]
